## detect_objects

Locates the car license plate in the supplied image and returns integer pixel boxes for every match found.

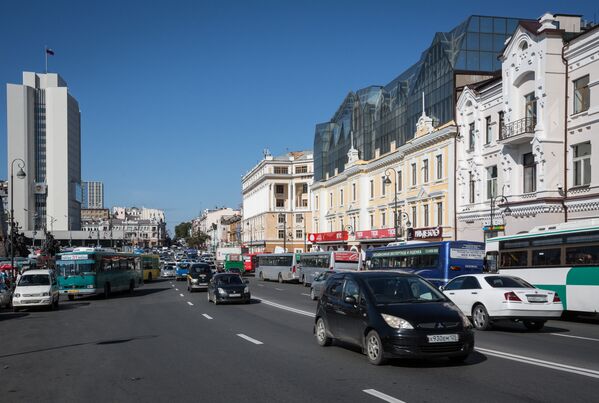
[427,334,458,343]
[527,295,547,303]
[229,293,241,297]
[68,290,79,294]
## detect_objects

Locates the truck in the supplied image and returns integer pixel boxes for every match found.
[215,247,242,269]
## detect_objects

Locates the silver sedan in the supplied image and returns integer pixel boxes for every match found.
[310,270,337,300]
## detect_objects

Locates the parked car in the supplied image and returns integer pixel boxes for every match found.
[207,273,251,304]
[314,271,474,365]
[187,263,213,292]
[441,274,563,331]
[310,270,337,300]
[12,269,60,311]
[0,283,12,308]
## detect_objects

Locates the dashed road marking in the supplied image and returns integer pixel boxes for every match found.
[202,314,213,320]
[187,301,193,306]
[301,293,311,297]
[275,288,284,291]
[175,288,179,291]
[551,333,599,342]
[237,334,263,345]
[179,293,184,297]
[253,296,315,317]
[363,389,406,403]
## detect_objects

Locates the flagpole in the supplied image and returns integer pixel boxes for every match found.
[45,46,48,73]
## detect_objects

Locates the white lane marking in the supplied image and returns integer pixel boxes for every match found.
[275,288,284,291]
[257,284,264,287]
[187,301,193,306]
[237,334,263,345]
[476,347,599,379]
[171,285,175,287]
[254,296,315,317]
[202,314,213,320]
[175,288,179,291]
[363,389,406,403]
[301,293,311,297]
[179,293,184,297]
[551,333,599,342]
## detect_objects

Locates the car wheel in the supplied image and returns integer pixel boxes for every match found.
[12,306,20,313]
[148,273,152,282]
[315,318,332,347]
[103,283,111,299]
[207,291,211,302]
[129,281,135,295]
[310,288,317,300]
[278,273,283,283]
[68,294,75,301]
[259,272,264,281]
[472,304,491,331]
[365,330,387,365]
[523,320,546,331]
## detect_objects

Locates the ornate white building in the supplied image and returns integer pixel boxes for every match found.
[456,13,598,241]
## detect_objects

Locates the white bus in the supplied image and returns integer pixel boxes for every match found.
[487,220,599,314]
[255,253,299,283]
[297,251,360,286]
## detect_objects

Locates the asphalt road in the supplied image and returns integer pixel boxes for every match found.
[1,276,598,403]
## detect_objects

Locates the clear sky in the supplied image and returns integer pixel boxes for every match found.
[1,0,597,232]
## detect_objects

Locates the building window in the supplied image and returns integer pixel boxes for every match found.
[278,214,285,224]
[436,155,442,180]
[573,142,591,186]
[302,183,308,193]
[423,204,429,227]
[411,163,417,186]
[574,75,590,114]
[329,192,333,208]
[423,159,429,183]
[370,214,374,229]
[437,202,443,225]
[340,189,344,206]
[523,153,537,193]
[469,123,475,151]
[352,183,356,201]
[487,165,497,200]
[278,230,285,239]
[274,166,288,174]
[397,171,402,191]
[276,199,285,208]
[295,165,308,174]
[381,212,386,227]
[381,177,386,196]
[275,185,284,194]
[485,116,492,144]
[295,214,303,223]
[315,195,319,210]
[370,180,374,198]
[411,206,417,228]
[469,172,475,203]
[524,92,537,125]
[498,111,505,139]
[296,229,303,239]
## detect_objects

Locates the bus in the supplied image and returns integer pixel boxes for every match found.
[297,251,361,286]
[366,241,485,287]
[141,254,160,282]
[255,253,299,283]
[56,248,143,300]
[224,253,244,273]
[243,253,262,274]
[488,220,599,314]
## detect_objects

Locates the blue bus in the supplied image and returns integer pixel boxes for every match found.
[366,241,485,287]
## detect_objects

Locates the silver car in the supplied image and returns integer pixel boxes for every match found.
[310,270,337,300]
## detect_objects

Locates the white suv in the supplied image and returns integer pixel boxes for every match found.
[12,269,60,311]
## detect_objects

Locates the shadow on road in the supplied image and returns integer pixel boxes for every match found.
[484,321,570,334]
[0,312,30,321]
[0,335,158,359]
[58,301,91,310]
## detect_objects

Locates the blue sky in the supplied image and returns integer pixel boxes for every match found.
[1,0,597,231]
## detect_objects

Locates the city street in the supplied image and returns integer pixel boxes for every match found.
[1,278,598,403]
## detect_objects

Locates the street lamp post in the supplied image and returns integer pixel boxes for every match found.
[383,168,411,241]
[489,195,511,235]
[10,158,27,272]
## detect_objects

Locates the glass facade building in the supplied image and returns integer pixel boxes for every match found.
[314,15,527,182]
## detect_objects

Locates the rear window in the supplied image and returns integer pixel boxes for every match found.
[190,265,211,274]
[484,276,533,288]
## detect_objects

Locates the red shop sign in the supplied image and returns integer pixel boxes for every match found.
[307,231,348,243]
[355,228,397,240]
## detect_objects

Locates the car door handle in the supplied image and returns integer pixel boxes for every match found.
[471,292,478,295]
[448,292,455,295]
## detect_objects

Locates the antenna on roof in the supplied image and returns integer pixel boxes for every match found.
[263,148,271,158]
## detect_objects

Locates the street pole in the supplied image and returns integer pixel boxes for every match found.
[10,159,26,272]
[384,168,398,241]
[303,215,306,252]
[282,213,286,252]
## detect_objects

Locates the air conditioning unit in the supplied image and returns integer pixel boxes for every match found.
[34,183,47,194]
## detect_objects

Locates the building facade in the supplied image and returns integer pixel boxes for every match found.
[311,108,456,251]
[7,72,82,232]
[112,206,165,222]
[313,15,529,184]
[81,181,104,208]
[456,13,598,241]
[80,208,110,222]
[82,218,166,247]
[241,151,313,253]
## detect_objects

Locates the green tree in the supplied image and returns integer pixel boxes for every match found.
[174,222,192,240]
[186,230,210,249]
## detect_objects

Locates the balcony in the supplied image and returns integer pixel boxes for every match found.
[500,117,535,144]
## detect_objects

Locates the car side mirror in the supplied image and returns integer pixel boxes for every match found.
[438,286,445,291]
[344,295,357,305]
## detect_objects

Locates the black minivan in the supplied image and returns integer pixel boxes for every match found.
[314,271,474,365]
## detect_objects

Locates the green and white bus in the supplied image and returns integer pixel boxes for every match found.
[486,220,599,314]
[56,248,143,300]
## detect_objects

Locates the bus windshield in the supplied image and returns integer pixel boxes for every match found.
[57,260,96,276]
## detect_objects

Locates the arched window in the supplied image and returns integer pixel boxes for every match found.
[519,41,529,51]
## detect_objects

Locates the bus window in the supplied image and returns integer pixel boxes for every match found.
[500,251,528,267]
[565,245,599,265]
[531,248,561,266]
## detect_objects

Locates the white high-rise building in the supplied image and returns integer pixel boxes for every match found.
[82,181,104,208]
[7,72,82,232]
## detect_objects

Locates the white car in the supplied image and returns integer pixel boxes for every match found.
[441,274,563,331]
[12,269,60,311]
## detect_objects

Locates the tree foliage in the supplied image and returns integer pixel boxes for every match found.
[174,222,192,240]
[186,230,210,249]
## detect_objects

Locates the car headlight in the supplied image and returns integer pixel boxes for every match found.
[244,286,249,293]
[458,311,472,328]
[381,314,414,330]
[87,284,94,288]
[191,278,198,283]
[218,287,227,295]
[14,293,20,298]
[42,292,50,296]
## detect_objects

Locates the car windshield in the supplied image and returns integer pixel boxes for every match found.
[190,266,210,274]
[216,275,243,285]
[485,276,534,288]
[19,274,50,286]
[364,276,446,304]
